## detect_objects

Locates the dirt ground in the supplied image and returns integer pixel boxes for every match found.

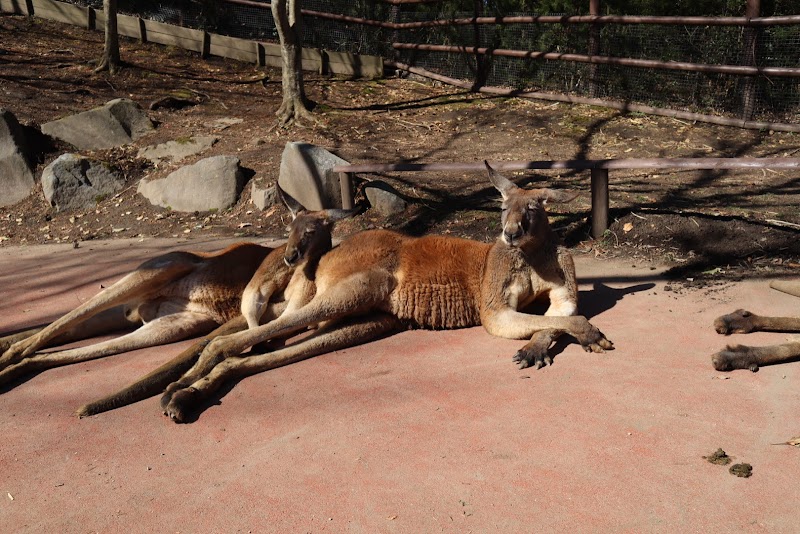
[1,15,799,282]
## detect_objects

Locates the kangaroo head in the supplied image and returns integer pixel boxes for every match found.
[279,187,356,267]
[485,161,578,247]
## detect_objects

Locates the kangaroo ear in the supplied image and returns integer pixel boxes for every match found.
[277,186,306,220]
[322,208,359,223]
[538,189,579,205]
[485,161,518,200]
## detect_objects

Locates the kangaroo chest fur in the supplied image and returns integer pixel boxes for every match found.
[484,242,570,312]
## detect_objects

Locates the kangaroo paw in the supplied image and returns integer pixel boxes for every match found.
[578,326,614,353]
[714,310,757,335]
[512,337,553,370]
[711,345,759,372]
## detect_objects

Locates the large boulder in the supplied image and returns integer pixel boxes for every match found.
[41,98,154,150]
[41,154,125,212]
[138,155,246,212]
[277,142,347,210]
[0,109,35,207]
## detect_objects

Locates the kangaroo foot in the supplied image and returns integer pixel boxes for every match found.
[160,380,191,410]
[163,387,199,423]
[0,341,33,369]
[711,345,759,372]
[714,310,757,335]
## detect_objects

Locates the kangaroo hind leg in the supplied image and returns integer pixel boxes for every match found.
[164,313,402,423]
[0,312,217,388]
[0,254,198,366]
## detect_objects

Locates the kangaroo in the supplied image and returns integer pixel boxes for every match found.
[711,280,800,372]
[72,190,349,417]
[0,241,278,388]
[159,162,614,422]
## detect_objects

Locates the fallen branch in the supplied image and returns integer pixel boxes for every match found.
[765,219,800,230]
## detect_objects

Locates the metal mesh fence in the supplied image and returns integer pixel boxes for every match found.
[63,1,800,124]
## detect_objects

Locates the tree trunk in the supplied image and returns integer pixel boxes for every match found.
[272,0,314,126]
[95,0,120,74]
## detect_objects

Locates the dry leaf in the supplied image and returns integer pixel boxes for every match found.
[622,222,634,233]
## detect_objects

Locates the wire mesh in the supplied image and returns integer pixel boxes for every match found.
[53,1,800,124]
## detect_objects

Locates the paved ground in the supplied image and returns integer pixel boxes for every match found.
[0,238,798,533]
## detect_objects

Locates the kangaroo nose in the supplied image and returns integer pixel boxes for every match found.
[284,249,300,266]
[503,226,523,245]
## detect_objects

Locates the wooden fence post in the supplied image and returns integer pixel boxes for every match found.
[740,0,761,121]
[201,31,210,58]
[137,17,147,42]
[588,0,601,97]
[256,42,266,66]
[339,172,354,210]
[591,168,609,239]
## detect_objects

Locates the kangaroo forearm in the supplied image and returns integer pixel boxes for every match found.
[483,309,578,340]
[749,342,800,365]
[753,316,800,333]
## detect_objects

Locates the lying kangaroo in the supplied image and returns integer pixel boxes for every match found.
[160,162,614,422]
[74,193,353,416]
[711,280,800,371]
[0,240,284,388]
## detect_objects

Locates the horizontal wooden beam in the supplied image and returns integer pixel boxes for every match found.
[333,158,800,174]
[393,43,800,79]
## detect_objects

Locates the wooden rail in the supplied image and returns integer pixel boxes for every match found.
[392,43,800,79]
[332,158,800,239]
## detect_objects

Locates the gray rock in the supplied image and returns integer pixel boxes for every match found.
[251,178,279,210]
[137,155,245,212]
[137,135,218,165]
[0,109,35,207]
[207,117,244,131]
[277,142,348,210]
[41,98,154,150]
[364,181,407,216]
[41,154,125,212]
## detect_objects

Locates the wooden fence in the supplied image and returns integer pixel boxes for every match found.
[0,0,383,78]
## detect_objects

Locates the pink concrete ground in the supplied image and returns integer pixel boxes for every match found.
[1,238,798,532]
